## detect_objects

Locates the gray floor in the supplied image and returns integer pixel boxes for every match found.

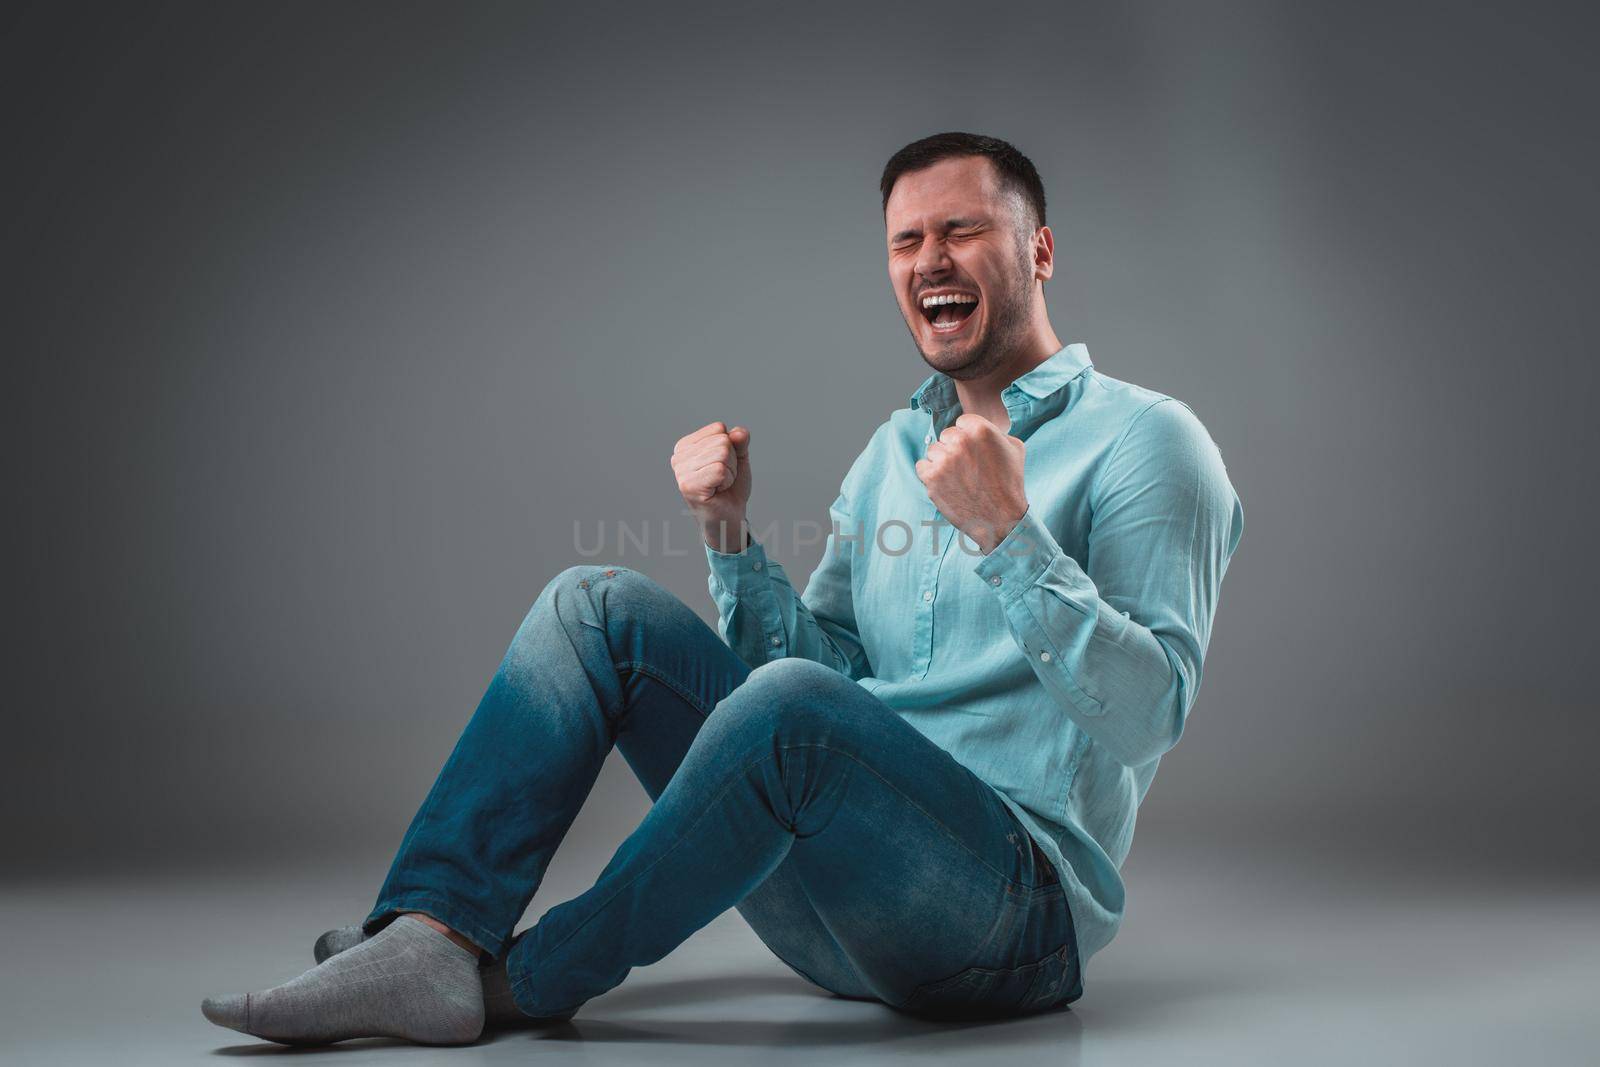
[3,836,1594,1066]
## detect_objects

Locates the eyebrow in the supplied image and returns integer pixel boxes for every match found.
[889,217,985,243]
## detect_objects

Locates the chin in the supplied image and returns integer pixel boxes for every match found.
[919,334,981,369]
[923,350,984,381]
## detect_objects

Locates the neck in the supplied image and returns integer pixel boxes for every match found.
[952,295,1062,432]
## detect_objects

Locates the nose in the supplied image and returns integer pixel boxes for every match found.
[913,233,951,281]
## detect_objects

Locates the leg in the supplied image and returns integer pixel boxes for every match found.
[355,563,870,1004]
[363,564,752,957]
[202,565,885,1045]
[612,650,879,1003]
[506,657,1082,1020]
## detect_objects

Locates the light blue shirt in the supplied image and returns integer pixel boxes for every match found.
[705,342,1244,967]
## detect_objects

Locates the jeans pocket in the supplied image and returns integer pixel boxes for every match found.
[901,942,1077,1021]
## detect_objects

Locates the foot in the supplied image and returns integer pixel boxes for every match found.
[313,923,575,1027]
[312,924,367,964]
[201,916,485,1046]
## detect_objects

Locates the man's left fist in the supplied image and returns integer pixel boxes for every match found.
[914,412,1029,554]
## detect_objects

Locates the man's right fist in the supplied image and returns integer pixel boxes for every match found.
[671,421,752,552]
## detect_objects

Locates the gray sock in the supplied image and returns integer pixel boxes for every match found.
[202,916,485,1046]
[312,923,574,1027]
[312,924,367,964]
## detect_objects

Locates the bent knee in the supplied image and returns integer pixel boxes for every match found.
[715,659,857,734]
[744,657,844,693]
[544,563,665,604]
[549,562,635,591]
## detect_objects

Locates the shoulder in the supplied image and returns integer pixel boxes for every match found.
[1083,376,1238,526]
[1080,370,1222,464]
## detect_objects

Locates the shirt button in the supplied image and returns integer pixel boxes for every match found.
[770,635,781,647]
[751,560,763,571]
[1039,650,1052,663]
[922,590,933,602]
[924,433,933,444]
[989,575,1002,587]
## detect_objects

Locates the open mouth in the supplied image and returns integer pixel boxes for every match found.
[919,292,979,334]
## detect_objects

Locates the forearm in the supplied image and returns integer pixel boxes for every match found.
[706,536,864,677]
[974,507,1203,767]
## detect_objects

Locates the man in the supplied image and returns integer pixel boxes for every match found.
[201,131,1243,1045]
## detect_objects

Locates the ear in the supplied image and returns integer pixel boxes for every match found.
[1033,225,1055,283]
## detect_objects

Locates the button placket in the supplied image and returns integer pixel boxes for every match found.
[911,405,961,679]
[910,502,938,678]
[913,514,963,679]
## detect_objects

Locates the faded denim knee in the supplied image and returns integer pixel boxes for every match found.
[713,658,857,739]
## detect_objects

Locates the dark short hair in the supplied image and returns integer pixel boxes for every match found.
[879,132,1047,233]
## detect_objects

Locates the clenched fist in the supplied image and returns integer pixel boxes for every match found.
[915,412,1029,554]
[671,421,752,553]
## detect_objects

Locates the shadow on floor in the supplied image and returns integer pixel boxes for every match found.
[209,971,1089,1056]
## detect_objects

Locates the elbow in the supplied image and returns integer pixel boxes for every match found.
[1148,696,1189,764]
[1132,641,1200,764]
[1046,633,1201,766]
[1043,675,1183,767]
[1104,699,1186,768]
[1100,667,1193,768]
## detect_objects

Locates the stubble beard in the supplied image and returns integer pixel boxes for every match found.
[911,245,1035,382]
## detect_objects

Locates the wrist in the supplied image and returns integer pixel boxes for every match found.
[975,503,1028,555]
[701,515,750,554]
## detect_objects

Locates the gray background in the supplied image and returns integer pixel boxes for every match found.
[7,0,1597,885]
[8,3,1600,1063]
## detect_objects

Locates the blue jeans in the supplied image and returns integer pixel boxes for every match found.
[364,564,1082,1021]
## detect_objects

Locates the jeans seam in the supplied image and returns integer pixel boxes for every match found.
[780,742,1024,890]
[958,883,1020,983]
[383,751,454,903]
[614,660,715,722]
[901,889,1018,1009]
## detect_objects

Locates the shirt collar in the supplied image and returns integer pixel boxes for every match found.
[909,342,1094,414]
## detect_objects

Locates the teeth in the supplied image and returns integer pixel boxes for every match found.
[920,293,978,309]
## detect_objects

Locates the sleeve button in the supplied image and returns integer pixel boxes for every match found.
[752,561,763,571]
[990,575,1002,587]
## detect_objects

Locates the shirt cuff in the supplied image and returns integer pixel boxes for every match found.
[706,536,773,599]
[972,505,1060,599]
